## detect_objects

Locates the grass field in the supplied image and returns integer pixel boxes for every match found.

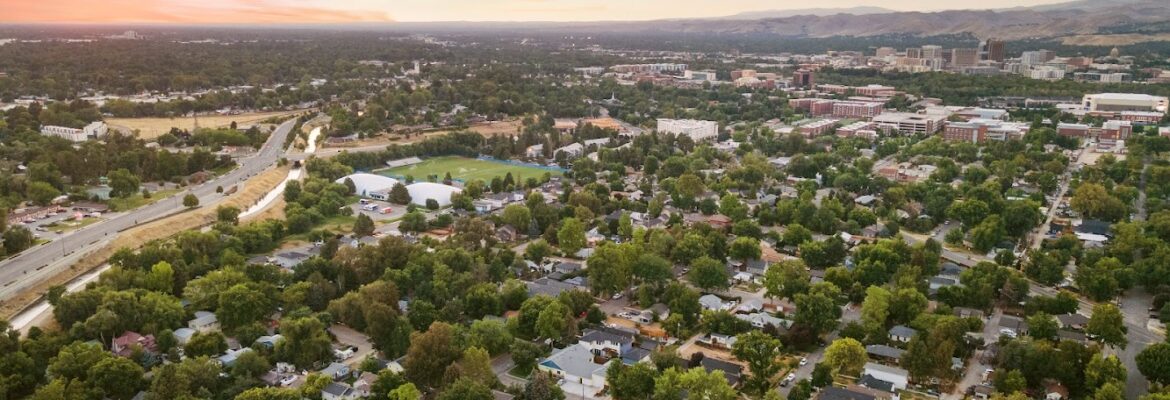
[107,109,309,140]
[376,156,561,183]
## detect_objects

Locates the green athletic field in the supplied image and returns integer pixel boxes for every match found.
[375,156,561,183]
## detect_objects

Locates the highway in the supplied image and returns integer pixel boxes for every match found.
[0,118,298,303]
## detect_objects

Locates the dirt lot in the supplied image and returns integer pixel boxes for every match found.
[325,119,523,149]
[0,166,290,320]
[107,109,312,140]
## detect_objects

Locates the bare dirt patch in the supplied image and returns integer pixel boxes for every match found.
[108,109,312,140]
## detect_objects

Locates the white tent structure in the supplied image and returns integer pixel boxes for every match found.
[336,173,399,199]
[406,182,462,207]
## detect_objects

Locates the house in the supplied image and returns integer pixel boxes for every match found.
[538,344,612,392]
[254,334,283,349]
[526,278,584,297]
[888,325,917,343]
[496,225,520,242]
[322,382,356,400]
[854,195,877,207]
[321,362,353,380]
[954,307,986,319]
[857,373,897,394]
[218,348,253,368]
[639,303,670,323]
[1045,381,1070,400]
[866,344,905,362]
[1055,313,1089,331]
[580,329,634,356]
[351,372,378,397]
[817,387,877,400]
[111,331,157,358]
[172,328,196,345]
[621,347,652,365]
[189,311,220,333]
[272,251,311,269]
[700,333,738,349]
[862,362,909,391]
[699,356,743,387]
[699,294,730,311]
[735,312,791,331]
[999,315,1029,337]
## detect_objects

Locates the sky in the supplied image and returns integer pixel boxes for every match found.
[2,0,1074,24]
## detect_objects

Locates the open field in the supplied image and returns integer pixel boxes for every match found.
[107,109,311,140]
[325,119,523,149]
[377,156,561,183]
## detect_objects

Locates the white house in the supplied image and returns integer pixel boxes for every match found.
[579,329,634,356]
[188,311,220,333]
[538,344,612,392]
[862,362,909,391]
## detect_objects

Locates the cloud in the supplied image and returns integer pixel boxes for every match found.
[1,0,395,24]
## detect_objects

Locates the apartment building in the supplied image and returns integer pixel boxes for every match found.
[942,119,1029,143]
[657,119,719,141]
[871,112,946,135]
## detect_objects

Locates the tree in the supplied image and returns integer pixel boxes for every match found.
[510,340,542,375]
[536,301,574,343]
[996,369,1027,394]
[3,226,35,254]
[274,317,334,369]
[1087,303,1127,348]
[859,286,891,335]
[400,211,428,233]
[653,367,736,400]
[970,215,1006,253]
[389,183,412,205]
[587,244,632,297]
[404,322,462,389]
[232,350,272,379]
[618,212,634,241]
[1027,312,1058,341]
[1085,353,1127,389]
[448,347,497,388]
[26,181,60,206]
[525,371,566,400]
[729,236,761,263]
[732,331,783,395]
[1069,183,1126,222]
[557,218,586,255]
[794,283,842,336]
[1137,343,1170,386]
[687,256,730,292]
[183,193,199,208]
[788,379,813,400]
[502,204,532,231]
[608,362,658,400]
[437,378,493,400]
[764,260,811,302]
[108,168,140,198]
[353,213,375,237]
[632,253,673,288]
[468,319,513,355]
[89,356,144,399]
[811,363,833,388]
[823,338,866,376]
[217,283,272,331]
[217,206,241,224]
[185,331,228,357]
[388,383,422,400]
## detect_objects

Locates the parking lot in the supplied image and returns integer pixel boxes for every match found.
[347,199,407,222]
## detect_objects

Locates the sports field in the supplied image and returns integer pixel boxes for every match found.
[376,156,561,183]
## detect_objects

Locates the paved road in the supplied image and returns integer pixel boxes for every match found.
[777,304,861,398]
[0,119,298,302]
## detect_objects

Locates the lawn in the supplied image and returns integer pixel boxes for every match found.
[376,156,562,184]
[107,189,181,212]
[43,217,102,234]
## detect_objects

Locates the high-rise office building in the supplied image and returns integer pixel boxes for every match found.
[951,48,979,68]
[982,38,1005,62]
[792,69,816,89]
[905,48,921,58]
[921,45,944,59]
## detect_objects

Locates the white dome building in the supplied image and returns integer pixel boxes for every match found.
[405,182,462,207]
[336,173,399,201]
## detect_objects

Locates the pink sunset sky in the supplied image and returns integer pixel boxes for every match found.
[2,0,1071,24]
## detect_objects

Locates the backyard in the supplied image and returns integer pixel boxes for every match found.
[376,156,562,183]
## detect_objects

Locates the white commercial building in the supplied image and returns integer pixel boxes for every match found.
[336,173,400,201]
[872,112,946,135]
[656,119,719,142]
[1082,93,1169,113]
[39,121,108,142]
[405,182,462,207]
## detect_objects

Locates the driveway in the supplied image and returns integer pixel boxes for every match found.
[329,325,375,367]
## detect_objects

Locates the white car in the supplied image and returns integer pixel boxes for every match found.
[799,357,808,366]
[612,293,623,300]
[786,373,796,381]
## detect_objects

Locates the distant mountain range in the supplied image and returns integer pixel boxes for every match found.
[468,0,1170,44]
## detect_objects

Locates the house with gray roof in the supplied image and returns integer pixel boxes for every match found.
[538,344,612,392]
[888,325,917,343]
